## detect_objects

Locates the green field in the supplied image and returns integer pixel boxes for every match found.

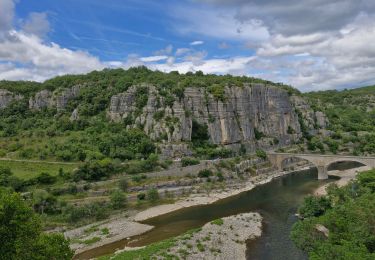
[0,159,80,180]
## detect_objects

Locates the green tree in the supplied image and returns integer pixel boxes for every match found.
[110,189,127,209]
[0,189,73,260]
[118,177,129,192]
[147,188,160,203]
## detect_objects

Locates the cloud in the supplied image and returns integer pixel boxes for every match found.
[218,42,230,49]
[190,40,204,46]
[171,5,269,42]
[22,12,50,38]
[140,55,169,62]
[154,44,173,55]
[197,0,375,35]
[183,0,375,90]
[175,48,191,56]
[0,0,103,81]
[0,0,15,33]
[0,31,103,80]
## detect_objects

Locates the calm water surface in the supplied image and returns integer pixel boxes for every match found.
[77,162,361,259]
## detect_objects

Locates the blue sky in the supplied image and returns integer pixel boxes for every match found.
[15,0,247,62]
[1,0,375,91]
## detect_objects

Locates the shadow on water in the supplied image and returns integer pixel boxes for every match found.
[76,162,360,260]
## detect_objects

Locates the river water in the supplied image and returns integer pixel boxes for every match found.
[77,162,362,259]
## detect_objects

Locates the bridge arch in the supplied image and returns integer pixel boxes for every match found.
[327,160,366,171]
[267,152,375,180]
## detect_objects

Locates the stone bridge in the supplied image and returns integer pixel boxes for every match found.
[267,152,375,179]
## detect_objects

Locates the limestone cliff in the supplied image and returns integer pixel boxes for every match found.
[108,83,316,155]
[29,85,82,111]
[290,95,329,131]
[0,89,23,109]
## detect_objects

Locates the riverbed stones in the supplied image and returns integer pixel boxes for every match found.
[167,212,262,260]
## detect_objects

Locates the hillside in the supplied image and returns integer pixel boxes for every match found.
[0,67,317,163]
[303,86,375,155]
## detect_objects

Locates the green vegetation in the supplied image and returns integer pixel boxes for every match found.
[291,169,375,259]
[0,188,73,259]
[304,85,375,155]
[181,157,200,167]
[0,160,78,180]
[256,149,267,159]
[110,189,127,209]
[100,228,201,260]
[211,218,224,226]
[198,169,213,178]
[83,236,101,245]
[147,188,160,203]
[100,236,176,260]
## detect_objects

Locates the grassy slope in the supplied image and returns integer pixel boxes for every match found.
[0,159,79,179]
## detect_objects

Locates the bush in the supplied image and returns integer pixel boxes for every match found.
[73,159,116,182]
[298,196,331,218]
[211,218,224,226]
[132,174,147,183]
[118,177,129,192]
[137,192,146,201]
[198,169,213,178]
[254,128,265,140]
[216,172,224,182]
[36,172,57,184]
[147,188,159,203]
[256,149,267,159]
[110,189,127,209]
[64,202,109,223]
[181,157,200,167]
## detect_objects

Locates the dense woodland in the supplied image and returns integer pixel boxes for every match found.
[303,86,375,155]
[291,169,375,259]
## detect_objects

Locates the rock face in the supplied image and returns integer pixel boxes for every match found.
[0,89,23,109]
[70,108,79,121]
[108,84,311,154]
[29,85,82,111]
[291,95,329,130]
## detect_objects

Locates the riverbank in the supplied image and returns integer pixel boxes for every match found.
[66,216,153,254]
[70,165,312,258]
[109,212,262,260]
[314,165,371,196]
[134,166,311,222]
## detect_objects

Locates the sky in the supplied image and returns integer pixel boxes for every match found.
[0,0,375,92]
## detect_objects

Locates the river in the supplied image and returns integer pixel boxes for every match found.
[77,161,362,259]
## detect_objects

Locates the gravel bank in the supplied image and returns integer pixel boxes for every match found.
[314,165,371,196]
[151,212,262,259]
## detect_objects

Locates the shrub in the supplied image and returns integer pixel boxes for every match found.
[73,159,115,182]
[147,188,160,203]
[298,196,331,218]
[211,218,224,225]
[181,157,200,167]
[110,189,127,209]
[256,149,267,159]
[132,174,147,183]
[137,192,146,201]
[118,177,129,192]
[198,169,213,178]
[36,172,57,184]
[216,172,224,182]
[254,128,265,140]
